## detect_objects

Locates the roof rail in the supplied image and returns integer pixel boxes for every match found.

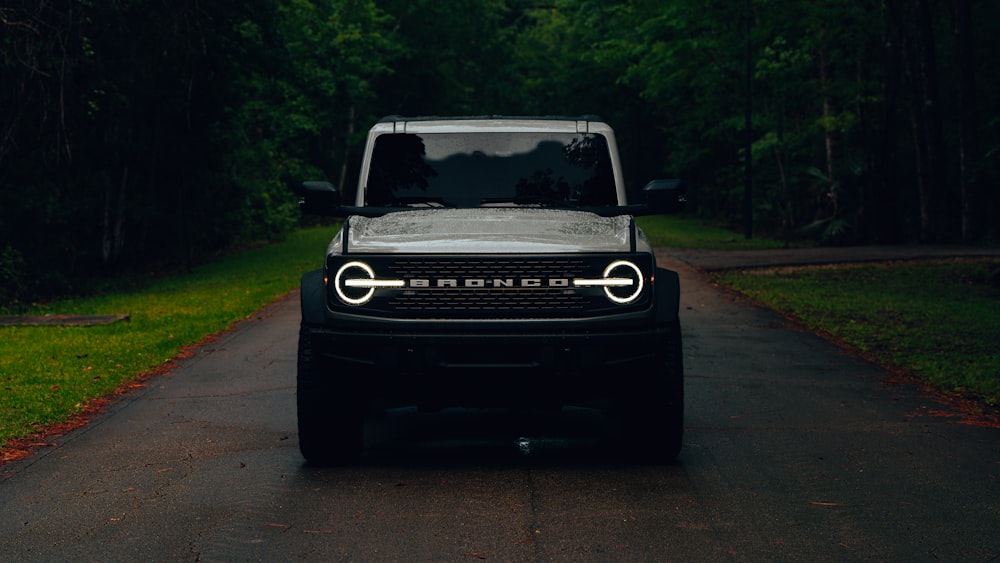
[376,115,605,123]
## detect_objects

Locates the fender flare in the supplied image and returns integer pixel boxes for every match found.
[300,269,327,326]
[654,267,680,324]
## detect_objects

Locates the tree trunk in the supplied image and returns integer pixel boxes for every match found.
[818,27,835,184]
[102,166,128,266]
[876,0,903,242]
[338,105,356,197]
[954,0,981,243]
[891,0,949,242]
[914,0,950,241]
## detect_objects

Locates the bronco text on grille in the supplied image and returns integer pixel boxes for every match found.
[295,115,686,465]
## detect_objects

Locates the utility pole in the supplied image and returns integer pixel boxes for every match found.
[744,0,753,240]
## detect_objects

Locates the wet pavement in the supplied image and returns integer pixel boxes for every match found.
[1,243,998,560]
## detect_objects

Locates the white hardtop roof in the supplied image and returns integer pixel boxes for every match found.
[371,115,612,135]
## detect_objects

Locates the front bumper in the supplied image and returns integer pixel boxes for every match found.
[304,325,672,408]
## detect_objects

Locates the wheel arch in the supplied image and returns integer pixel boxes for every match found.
[654,267,680,323]
[300,269,327,326]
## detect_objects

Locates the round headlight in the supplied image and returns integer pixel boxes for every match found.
[572,260,645,304]
[334,261,377,305]
[602,260,644,304]
[333,261,405,306]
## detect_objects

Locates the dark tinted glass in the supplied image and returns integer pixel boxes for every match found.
[365,132,616,207]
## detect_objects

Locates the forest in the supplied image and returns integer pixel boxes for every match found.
[1,0,997,309]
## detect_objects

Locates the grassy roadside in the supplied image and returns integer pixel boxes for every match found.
[0,226,337,451]
[645,216,999,406]
[716,260,1000,405]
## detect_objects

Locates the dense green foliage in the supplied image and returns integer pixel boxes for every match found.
[718,259,1000,404]
[3,0,998,309]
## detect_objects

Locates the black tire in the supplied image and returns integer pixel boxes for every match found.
[613,319,684,462]
[297,325,364,466]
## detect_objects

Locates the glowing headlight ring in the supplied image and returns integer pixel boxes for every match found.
[603,260,644,304]
[334,261,377,305]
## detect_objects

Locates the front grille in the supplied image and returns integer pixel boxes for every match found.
[389,257,590,279]
[328,254,651,320]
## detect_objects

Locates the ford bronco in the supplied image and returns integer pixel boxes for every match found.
[297,116,684,464]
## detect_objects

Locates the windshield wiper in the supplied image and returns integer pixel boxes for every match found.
[390,196,455,208]
[480,196,577,208]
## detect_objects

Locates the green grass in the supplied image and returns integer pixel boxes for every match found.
[636,214,807,249]
[717,259,1000,404]
[0,226,336,449]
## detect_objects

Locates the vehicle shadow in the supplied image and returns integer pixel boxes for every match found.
[301,406,685,470]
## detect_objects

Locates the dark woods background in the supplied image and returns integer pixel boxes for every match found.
[2,0,997,309]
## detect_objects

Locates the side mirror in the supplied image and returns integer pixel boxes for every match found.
[642,179,686,214]
[299,181,342,216]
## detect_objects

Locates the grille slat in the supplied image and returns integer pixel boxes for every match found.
[391,258,588,279]
[391,288,586,312]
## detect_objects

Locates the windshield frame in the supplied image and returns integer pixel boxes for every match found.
[356,119,628,208]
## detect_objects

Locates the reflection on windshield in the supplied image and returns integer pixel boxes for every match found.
[365,132,616,207]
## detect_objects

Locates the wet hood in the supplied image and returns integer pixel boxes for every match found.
[343,208,635,254]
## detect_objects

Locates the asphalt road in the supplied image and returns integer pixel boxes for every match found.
[1,252,998,561]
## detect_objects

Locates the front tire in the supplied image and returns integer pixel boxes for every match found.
[297,325,364,466]
[613,320,684,462]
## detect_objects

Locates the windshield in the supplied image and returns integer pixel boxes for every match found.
[364,132,617,208]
